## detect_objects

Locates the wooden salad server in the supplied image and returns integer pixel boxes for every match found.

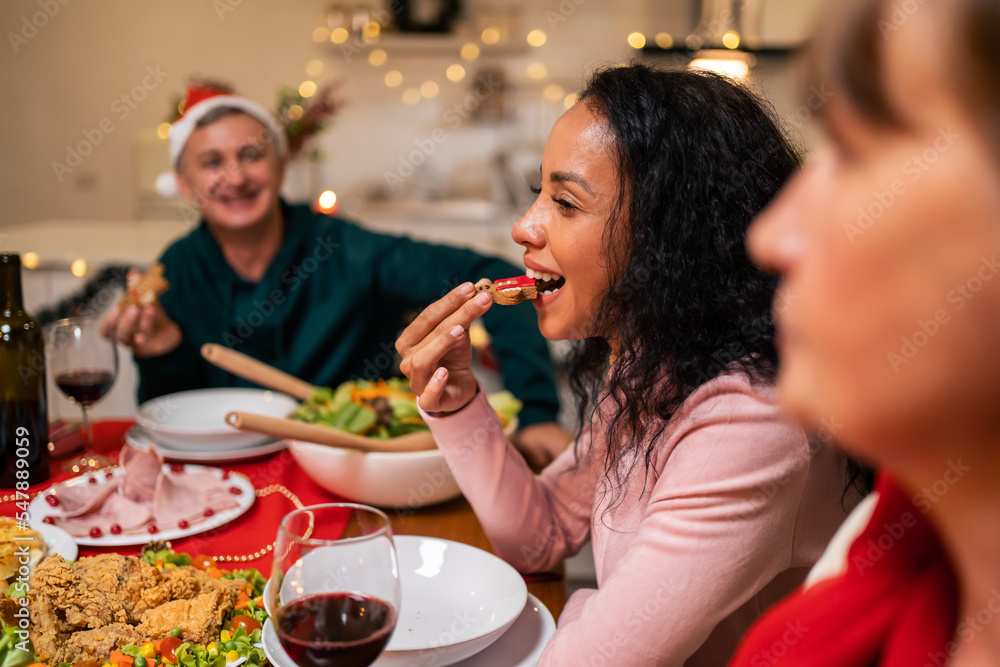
[224,411,436,453]
[200,343,315,401]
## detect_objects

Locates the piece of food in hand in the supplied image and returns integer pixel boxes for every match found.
[118,263,170,312]
[0,517,46,596]
[475,276,539,305]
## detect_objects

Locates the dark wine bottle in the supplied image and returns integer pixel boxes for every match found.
[0,253,50,488]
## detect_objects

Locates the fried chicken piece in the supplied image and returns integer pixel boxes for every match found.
[27,594,67,662]
[159,564,250,599]
[55,623,146,664]
[137,589,225,645]
[30,554,164,630]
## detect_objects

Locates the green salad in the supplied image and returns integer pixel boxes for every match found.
[294,378,522,438]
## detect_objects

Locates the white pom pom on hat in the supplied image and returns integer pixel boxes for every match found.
[155,87,288,199]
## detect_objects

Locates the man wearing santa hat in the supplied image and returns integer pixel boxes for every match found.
[103,84,570,467]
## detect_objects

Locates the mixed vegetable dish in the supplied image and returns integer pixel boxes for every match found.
[293,378,522,437]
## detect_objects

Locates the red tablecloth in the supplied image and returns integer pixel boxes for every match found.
[3,420,346,575]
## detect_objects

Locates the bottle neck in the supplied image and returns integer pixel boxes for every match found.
[0,254,24,315]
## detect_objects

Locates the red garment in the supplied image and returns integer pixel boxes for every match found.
[728,475,958,667]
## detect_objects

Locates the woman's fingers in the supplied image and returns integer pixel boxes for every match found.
[396,282,481,356]
[402,324,468,392]
[417,367,450,412]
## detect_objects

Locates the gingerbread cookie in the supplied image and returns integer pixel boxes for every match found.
[475,276,539,305]
[118,263,170,312]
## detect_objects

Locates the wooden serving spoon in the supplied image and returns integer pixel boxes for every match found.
[200,343,315,401]
[224,411,436,453]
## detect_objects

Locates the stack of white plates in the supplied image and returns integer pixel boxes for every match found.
[262,535,557,667]
[127,388,299,463]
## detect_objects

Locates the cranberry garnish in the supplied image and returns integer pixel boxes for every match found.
[178,520,189,529]
[169,463,184,473]
[105,471,114,479]
[89,527,103,538]
[88,476,97,485]
[203,508,214,517]
[45,494,59,507]
[221,470,230,480]
[147,524,159,534]
[228,486,242,495]
[42,516,55,525]
[110,524,122,535]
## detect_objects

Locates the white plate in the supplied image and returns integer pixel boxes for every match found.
[36,523,78,562]
[125,425,287,463]
[449,594,555,667]
[136,388,299,451]
[28,464,255,546]
[262,595,554,667]
[264,536,527,667]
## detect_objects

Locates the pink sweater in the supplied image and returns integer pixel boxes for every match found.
[422,373,852,666]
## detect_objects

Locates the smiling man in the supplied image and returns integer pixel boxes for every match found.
[102,85,569,465]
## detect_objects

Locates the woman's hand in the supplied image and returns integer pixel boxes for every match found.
[101,302,182,358]
[397,282,493,414]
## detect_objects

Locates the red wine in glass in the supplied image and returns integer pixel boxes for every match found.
[55,369,115,406]
[48,317,119,473]
[278,592,397,667]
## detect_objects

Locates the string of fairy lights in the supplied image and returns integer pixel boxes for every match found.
[305,15,584,111]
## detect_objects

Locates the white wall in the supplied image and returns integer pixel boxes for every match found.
[0,0,827,228]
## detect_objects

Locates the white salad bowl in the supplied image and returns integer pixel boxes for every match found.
[287,417,516,509]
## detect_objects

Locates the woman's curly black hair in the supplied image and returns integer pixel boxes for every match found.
[566,64,801,497]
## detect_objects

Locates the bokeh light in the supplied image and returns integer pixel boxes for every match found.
[527,62,547,80]
[385,70,403,87]
[461,43,480,60]
[298,80,317,97]
[527,29,547,47]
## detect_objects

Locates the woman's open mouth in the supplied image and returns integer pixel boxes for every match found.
[526,268,566,295]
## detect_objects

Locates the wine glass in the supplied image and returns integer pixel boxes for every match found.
[48,317,119,473]
[269,503,400,667]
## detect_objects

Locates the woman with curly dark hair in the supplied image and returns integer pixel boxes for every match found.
[397,64,857,665]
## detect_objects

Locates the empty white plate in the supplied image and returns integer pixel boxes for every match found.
[136,388,298,450]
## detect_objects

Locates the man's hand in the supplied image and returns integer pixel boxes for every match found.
[101,302,182,358]
[513,422,573,470]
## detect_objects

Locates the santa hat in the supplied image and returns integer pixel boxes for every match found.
[155,84,288,198]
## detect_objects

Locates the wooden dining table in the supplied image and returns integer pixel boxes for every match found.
[5,420,566,620]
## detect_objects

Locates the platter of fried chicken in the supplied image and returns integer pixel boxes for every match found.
[0,548,269,666]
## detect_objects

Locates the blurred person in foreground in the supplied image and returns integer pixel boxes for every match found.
[397,64,862,666]
[102,84,569,465]
[728,0,1000,665]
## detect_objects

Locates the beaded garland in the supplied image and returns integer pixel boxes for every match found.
[0,468,303,564]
